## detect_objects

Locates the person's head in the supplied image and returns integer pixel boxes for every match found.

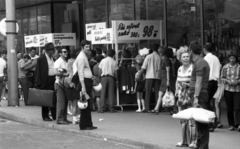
[17,53,23,60]
[189,41,202,56]
[160,47,173,58]
[80,40,91,55]
[0,50,7,59]
[45,42,55,57]
[23,54,31,62]
[203,43,213,55]
[107,49,116,58]
[96,47,102,56]
[152,44,159,52]
[177,46,190,66]
[29,47,37,57]
[228,51,238,65]
[58,48,68,60]
[96,55,104,63]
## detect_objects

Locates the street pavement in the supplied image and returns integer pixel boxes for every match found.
[0,118,141,149]
[0,100,239,149]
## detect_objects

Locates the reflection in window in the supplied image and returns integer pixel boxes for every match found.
[38,4,51,34]
[23,7,37,35]
[53,4,67,33]
[85,0,106,23]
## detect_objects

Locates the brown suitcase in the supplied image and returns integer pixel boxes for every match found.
[28,88,55,107]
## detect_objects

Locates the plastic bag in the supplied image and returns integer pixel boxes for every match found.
[162,90,175,107]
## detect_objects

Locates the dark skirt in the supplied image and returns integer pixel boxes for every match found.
[136,81,145,92]
[66,88,79,101]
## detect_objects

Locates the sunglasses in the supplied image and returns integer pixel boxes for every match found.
[62,51,68,53]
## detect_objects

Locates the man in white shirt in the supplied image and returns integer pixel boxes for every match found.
[75,40,97,130]
[27,47,39,87]
[54,48,69,124]
[203,43,221,132]
[0,50,7,105]
[98,49,118,113]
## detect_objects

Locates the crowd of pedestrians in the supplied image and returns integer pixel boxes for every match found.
[0,39,239,149]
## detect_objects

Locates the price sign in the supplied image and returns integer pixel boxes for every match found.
[115,20,162,41]
[92,28,113,44]
[85,22,106,41]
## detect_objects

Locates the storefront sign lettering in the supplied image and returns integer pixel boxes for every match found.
[85,22,106,41]
[92,28,113,44]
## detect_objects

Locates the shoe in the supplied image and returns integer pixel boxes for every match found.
[43,117,52,121]
[141,109,148,113]
[64,119,72,124]
[136,109,141,112]
[176,142,188,147]
[57,121,69,125]
[209,127,214,132]
[229,126,235,131]
[88,126,97,129]
[80,127,95,130]
[238,126,240,132]
[189,143,198,148]
[150,109,159,114]
[217,123,223,128]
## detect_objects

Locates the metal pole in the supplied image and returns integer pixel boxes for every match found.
[200,0,204,47]
[163,0,168,47]
[6,0,19,106]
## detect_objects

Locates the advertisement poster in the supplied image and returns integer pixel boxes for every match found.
[91,28,113,44]
[115,20,162,41]
[85,22,106,41]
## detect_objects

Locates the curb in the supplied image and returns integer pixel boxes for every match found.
[0,110,174,149]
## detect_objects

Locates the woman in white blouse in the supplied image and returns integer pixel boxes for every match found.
[175,47,197,148]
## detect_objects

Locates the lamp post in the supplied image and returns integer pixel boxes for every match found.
[6,0,19,106]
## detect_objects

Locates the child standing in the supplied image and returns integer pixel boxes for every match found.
[134,61,145,112]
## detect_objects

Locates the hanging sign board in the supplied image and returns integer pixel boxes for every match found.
[115,20,162,41]
[91,28,113,44]
[24,33,76,48]
[85,22,106,41]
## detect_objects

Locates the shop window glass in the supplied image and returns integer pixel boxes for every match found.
[16,9,23,53]
[85,0,107,23]
[37,4,51,34]
[204,0,240,62]
[22,6,37,35]
[0,11,6,51]
[53,4,67,33]
[167,0,201,47]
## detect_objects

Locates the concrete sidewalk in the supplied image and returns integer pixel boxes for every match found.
[0,100,239,149]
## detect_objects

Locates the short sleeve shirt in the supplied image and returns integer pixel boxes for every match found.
[54,57,68,83]
[99,57,118,77]
[0,58,6,77]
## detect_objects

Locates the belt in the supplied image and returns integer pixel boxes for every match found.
[102,75,114,78]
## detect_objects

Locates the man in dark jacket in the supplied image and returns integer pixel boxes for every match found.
[35,43,56,121]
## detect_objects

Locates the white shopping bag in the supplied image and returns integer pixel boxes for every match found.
[162,90,175,107]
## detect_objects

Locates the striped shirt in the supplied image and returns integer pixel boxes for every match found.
[221,63,240,92]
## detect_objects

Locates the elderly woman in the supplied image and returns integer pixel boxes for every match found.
[221,51,240,132]
[175,47,197,148]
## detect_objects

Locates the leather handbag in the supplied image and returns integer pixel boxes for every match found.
[28,88,55,107]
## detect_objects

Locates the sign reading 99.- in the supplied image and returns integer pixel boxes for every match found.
[116,20,162,41]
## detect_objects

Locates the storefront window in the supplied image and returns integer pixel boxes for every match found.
[54,4,67,33]
[204,0,240,63]
[16,9,23,53]
[167,0,201,46]
[85,0,107,23]
[37,4,51,34]
[22,6,37,35]
[0,11,6,51]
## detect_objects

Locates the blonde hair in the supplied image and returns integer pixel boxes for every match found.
[177,46,189,61]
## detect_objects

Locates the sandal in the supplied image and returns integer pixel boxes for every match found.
[150,109,159,114]
[176,142,188,147]
[217,123,223,128]
[189,143,198,148]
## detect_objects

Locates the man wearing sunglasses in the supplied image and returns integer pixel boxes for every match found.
[54,48,70,124]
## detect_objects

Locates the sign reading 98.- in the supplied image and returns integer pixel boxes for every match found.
[116,20,162,41]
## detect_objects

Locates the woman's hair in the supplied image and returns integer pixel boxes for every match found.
[161,47,173,58]
[176,46,189,61]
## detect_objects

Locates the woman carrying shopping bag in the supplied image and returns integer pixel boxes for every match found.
[175,47,197,148]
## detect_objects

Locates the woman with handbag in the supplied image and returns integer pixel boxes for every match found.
[175,47,197,148]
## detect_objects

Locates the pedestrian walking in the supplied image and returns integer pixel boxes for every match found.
[35,43,56,121]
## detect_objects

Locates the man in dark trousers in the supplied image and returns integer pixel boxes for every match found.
[75,40,97,130]
[35,43,56,121]
[98,49,118,113]
[189,41,210,149]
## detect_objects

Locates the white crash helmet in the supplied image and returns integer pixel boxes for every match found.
[93,83,102,92]
[78,100,88,110]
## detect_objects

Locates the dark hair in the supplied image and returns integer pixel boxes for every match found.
[189,41,202,55]
[161,47,173,58]
[204,43,213,52]
[58,48,67,54]
[152,44,159,52]
[80,40,91,48]
[23,54,31,59]
[107,49,115,57]
[69,50,78,59]
[0,50,7,55]
[91,49,96,58]
[96,55,104,63]
[96,47,102,55]
[30,47,36,52]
